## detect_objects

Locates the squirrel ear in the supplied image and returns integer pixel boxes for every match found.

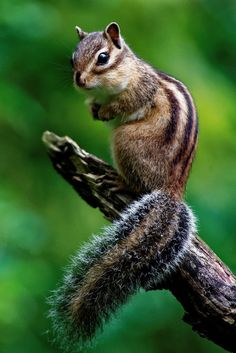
[104,22,122,49]
[75,26,88,40]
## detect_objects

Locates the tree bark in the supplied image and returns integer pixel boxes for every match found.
[42,131,236,352]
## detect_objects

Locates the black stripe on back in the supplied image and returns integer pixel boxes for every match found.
[157,70,196,165]
[181,118,199,177]
[173,85,194,165]
[162,86,180,144]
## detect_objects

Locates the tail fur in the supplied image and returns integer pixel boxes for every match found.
[49,191,196,351]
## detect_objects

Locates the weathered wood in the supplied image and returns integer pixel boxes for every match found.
[42,131,236,352]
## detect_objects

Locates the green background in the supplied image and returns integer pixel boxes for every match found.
[1,0,236,352]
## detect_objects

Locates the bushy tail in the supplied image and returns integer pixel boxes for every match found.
[49,191,196,351]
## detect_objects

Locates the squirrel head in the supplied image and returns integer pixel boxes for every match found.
[71,22,132,94]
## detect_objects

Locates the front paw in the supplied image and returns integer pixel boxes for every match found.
[98,106,114,121]
[89,102,101,119]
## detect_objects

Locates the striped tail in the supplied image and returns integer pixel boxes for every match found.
[49,191,196,351]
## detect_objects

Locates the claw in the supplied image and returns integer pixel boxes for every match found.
[106,177,127,194]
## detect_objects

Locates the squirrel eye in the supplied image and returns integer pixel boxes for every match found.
[97,52,109,65]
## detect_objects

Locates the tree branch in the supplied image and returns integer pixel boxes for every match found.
[42,131,236,352]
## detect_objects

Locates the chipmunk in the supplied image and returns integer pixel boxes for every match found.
[49,22,198,351]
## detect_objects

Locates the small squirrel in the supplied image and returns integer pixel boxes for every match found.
[49,22,198,350]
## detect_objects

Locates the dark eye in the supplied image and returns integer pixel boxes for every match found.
[97,52,109,65]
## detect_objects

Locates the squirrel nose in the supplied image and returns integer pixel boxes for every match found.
[75,71,86,87]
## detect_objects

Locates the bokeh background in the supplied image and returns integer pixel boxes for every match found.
[1,0,236,352]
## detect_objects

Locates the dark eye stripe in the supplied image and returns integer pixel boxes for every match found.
[93,47,127,75]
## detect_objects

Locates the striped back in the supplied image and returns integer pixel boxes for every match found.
[157,70,198,196]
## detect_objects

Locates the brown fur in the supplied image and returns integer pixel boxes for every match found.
[72,28,198,200]
[66,23,198,333]
[70,203,179,315]
[49,24,198,350]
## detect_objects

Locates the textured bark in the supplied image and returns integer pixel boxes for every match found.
[42,131,236,352]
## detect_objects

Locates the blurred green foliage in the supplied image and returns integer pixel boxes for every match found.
[0,0,236,352]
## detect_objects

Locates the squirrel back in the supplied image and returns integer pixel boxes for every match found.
[49,22,198,350]
[111,69,198,198]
